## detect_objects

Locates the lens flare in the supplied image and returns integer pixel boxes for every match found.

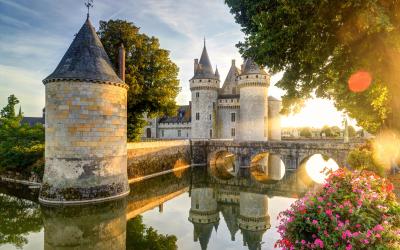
[305,154,339,184]
[348,71,372,92]
[372,130,400,170]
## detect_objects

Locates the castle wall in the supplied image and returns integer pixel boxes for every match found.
[238,85,268,141]
[41,81,129,202]
[217,104,239,139]
[158,123,191,139]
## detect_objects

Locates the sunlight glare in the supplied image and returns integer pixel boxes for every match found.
[348,70,372,92]
[305,154,339,184]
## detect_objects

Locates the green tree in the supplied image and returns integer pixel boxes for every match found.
[299,127,312,138]
[330,126,341,138]
[1,94,19,119]
[321,125,333,138]
[0,95,44,174]
[225,0,400,133]
[98,20,180,141]
[126,215,177,250]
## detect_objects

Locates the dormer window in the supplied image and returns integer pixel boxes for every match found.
[208,80,211,82]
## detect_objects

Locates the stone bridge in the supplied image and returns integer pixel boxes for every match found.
[191,139,364,171]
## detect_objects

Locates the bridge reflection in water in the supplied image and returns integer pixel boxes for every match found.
[1,156,337,250]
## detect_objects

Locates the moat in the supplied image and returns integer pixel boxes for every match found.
[0,153,330,250]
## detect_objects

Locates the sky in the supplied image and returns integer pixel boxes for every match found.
[0,0,356,128]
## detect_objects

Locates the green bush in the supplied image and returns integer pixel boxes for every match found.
[347,143,386,177]
[0,115,44,174]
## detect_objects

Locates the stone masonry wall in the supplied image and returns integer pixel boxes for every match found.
[127,140,190,179]
[42,81,129,201]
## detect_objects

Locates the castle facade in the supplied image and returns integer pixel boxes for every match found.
[143,41,281,141]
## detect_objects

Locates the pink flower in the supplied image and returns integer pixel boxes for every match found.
[314,239,324,248]
[317,197,323,202]
[375,233,381,238]
[373,224,384,231]
[325,209,333,216]
[312,220,318,225]
[301,240,306,245]
[346,244,352,250]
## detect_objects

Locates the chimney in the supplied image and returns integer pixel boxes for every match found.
[118,43,126,82]
[194,59,199,74]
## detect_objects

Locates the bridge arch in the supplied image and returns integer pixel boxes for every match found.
[208,150,238,180]
[298,153,339,184]
[249,152,286,183]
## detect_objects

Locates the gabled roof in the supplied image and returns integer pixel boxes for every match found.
[43,18,125,85]
[220,60,240,95]
[241,58,267,75]
[21,117,44,126]
[192,40,219,80]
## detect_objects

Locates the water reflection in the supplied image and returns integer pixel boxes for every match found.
[209,151,236,180]
[302,154,338,184]
[0,167,321,250]
[0,193,42,249]
[250,153,286,183]
[42,200,127,250]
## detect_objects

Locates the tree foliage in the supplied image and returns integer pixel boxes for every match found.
[299,127,312,138]
[0,95,44,173]
[98,20,180,141]
[0,194,42,249]
[126,215,177,250]
[225,0,400,133]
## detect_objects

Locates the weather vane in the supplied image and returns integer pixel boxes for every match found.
[85,0,94,18]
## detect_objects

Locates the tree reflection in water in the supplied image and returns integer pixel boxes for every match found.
[126,215,177,250]
[0,194,42,249]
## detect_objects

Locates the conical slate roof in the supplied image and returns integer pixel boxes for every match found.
[192,41,218,80]
[241,58,267,75]
[220,60,240,95]
[43,18,125,85]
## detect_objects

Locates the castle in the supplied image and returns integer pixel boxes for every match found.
[143,41,282,141]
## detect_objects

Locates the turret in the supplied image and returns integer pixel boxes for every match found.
[190,39,220,139]
[238,58,270,141]
[188,187,220,250]
[40,17,129,204]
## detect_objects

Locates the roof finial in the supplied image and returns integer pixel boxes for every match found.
[85,0,94,19]
[204,36,206,47]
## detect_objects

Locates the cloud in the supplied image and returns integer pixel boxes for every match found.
[0,14,30,28]
[0,64,44,116]
[0,0,40,16]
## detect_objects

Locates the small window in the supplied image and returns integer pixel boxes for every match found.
[231,128,235,137]
[231,113,236,122]
[264,116,267,137]
[196,203,199,209]
[212,102,216,109]
[210,129,212,138]
[178,130,181,137]
[246,75,249,78]
[161,130,164,137]
[196,113,200,120]
[199,79,202,82]
[256,75,258,78]
[196,92,199,98]
[209,114,212,120]
[208,80,211,82]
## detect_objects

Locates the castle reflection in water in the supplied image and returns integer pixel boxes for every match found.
[1,154,318,250]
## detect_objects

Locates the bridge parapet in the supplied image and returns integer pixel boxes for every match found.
[191,139,364,169]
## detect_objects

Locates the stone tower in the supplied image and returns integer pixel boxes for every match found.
[238,59,270,141]
[188,187,220,250]
[40,17,129,204]
[190,40,220,139]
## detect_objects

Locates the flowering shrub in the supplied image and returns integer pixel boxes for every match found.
[275,169,400,249]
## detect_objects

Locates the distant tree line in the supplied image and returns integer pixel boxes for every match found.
[299,125,357,138]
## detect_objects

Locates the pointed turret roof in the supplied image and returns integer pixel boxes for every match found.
[214,66,220,78]
[192,39,218,80]
[220,59,240,95]
[241,58,267,75]
[43,18,125,85]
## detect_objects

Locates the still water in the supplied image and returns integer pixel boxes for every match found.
[0,154,333,250]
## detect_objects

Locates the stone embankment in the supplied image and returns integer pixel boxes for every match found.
[127,140,191,182]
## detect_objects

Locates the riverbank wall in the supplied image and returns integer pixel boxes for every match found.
[127,140,191,180]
